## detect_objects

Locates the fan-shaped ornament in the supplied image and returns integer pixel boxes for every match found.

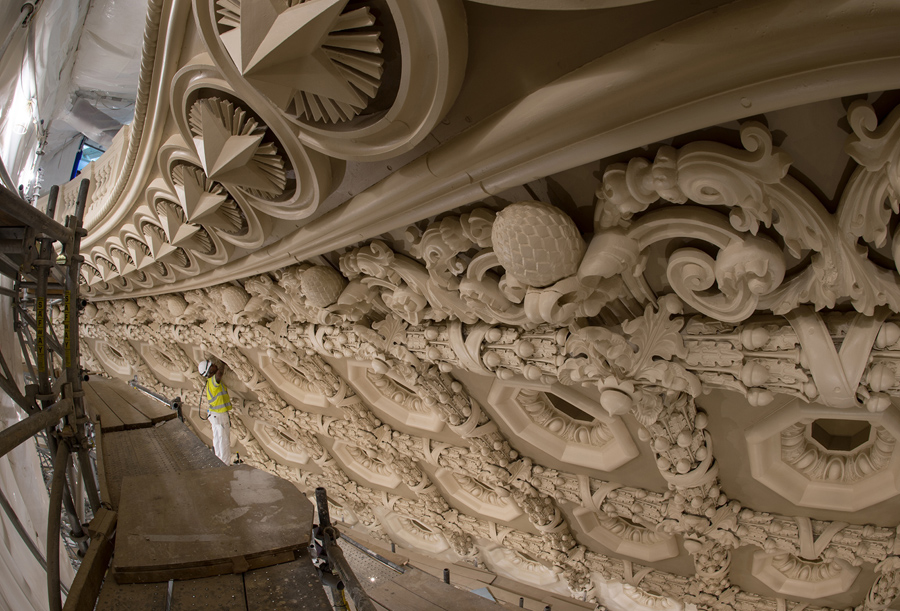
[215,0,383,124]
[189,97,287,199]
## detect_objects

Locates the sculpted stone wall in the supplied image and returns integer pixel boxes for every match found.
[77,262,900,610]
[44,0,900,609]
[74,97,900,610]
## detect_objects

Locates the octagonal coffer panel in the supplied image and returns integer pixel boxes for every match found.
[378,510,449,555]
[432,467,522,523]
[253,420,311,468]
[332,440,401,489]
[746,399,900,511]
[347,361,444,433]
[751,550,861,598]
[572,507,679,563]
[487,379,638,472]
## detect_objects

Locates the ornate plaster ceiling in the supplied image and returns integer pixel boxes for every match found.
[53,0,900,609]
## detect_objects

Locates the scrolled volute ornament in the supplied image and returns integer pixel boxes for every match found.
[843,100,900,249]
[593,113,900,319]
[666,233,785,323]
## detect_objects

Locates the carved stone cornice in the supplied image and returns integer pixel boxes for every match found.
[64,19,900,606]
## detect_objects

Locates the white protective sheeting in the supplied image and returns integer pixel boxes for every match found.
[0,0,146,197]
[0,0,88,192]
[53,0,146,150]
[0,276,75,611]
[52,0,146,150]
[69,0,145,100]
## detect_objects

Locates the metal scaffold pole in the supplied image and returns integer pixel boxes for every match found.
[63,180,101,514]
[47,440,70,611]
[314,487,378,611]
[0,179,99,604]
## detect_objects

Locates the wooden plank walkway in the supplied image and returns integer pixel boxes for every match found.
[335,534,510,611]
[113,466,313,583]
[74,390,332,610]
[95,552,330,610]
[367,568,507,611]
[84,378,177,433]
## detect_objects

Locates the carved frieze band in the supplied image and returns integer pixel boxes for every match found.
[80,291,899,611]
[73,100,900,610]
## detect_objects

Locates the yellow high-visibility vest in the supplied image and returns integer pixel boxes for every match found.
[205,376,232,413]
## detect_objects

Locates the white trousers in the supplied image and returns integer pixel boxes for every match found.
[209,411,231,464]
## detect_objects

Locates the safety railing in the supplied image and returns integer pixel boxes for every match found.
[313,487,379,611]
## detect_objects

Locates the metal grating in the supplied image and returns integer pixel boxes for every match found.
[337,537,403,592]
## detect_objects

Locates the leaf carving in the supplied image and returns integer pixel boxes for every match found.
[372,315,408,348]
[622,296,688,373]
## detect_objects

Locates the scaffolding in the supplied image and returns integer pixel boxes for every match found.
[0,180,101,611]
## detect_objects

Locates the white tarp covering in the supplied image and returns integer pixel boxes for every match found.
[0,0,88,193]
[0,0,146,198]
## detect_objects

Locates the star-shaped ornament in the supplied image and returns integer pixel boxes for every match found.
[126,239,154,271]
[142,224,180,264]
[81,264,102,286]
[220,0,362,110]
[157,206,202,249]
[193,104,279,194]
[109,248,136,276]
[174,163,230,223]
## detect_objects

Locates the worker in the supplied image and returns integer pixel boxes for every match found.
[198,359,232,463]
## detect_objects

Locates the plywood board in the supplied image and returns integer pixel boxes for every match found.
[95,554,332,610]
[101,379,177,424]
[83,382,126,432]
[367,568,505,611]
[113,465,313,583]
[367,579,445,611]
[88,379,152,430]
[243,553,332,610]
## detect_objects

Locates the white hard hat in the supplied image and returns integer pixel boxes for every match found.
[198,360,213,377]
